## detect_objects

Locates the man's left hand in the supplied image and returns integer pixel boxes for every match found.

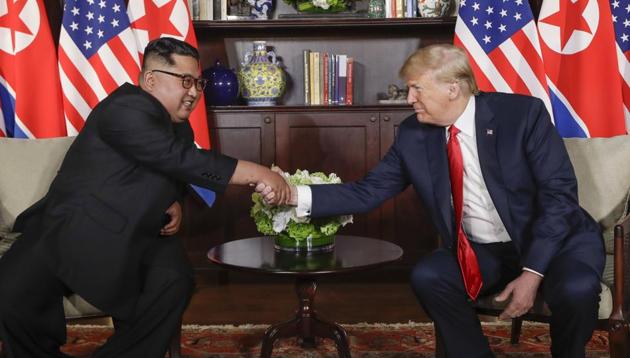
[495,271,542,320]
[161,201,182,236]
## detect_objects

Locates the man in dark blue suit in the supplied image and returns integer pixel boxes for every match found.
[273,44,604,357]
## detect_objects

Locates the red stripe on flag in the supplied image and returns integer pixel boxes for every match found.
[88,55,119,95]
[487,50,526,95]
[511,30,547,94]
[59,49,101,109]
[62,94,86,133]
[107,37,141,84]
[622,79,630,109]
[454,37,496,92]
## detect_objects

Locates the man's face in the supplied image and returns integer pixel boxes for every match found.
[145,54,202,123]
[406,71,456,127]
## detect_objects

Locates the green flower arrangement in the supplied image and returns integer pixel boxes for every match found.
[283,0,351,13]
[251,169,353,249]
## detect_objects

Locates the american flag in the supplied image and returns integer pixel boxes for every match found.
[58,0,141,135]
[610,0,630,129]
[454,0,553,117]
[0,0,66,138]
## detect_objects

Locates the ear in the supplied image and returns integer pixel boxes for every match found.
[448,82,460,100]
[141,71,155,91]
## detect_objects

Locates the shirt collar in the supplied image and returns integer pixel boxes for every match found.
[450,96,476,137]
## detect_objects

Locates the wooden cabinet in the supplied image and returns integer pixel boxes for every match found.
[182,106,439,269]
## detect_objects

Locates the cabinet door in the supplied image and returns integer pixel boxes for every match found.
[275,111,381,238]
[181,112,275,267]
[380,111,439,266]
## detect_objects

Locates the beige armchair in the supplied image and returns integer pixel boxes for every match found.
[0,137,181,357]
[435,135,630,357]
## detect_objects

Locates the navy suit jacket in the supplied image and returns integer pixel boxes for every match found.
[312,92,604,277]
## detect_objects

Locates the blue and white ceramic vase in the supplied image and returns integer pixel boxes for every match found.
[247,0,273,19]
[202,60,239,106]
[238,41,286,106]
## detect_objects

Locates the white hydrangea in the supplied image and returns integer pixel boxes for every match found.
[312,0,330,9]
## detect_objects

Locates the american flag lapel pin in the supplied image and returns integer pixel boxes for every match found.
[486,129,493,136]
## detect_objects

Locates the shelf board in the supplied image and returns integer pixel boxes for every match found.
[194,17,456,30]
[207,104,412,112]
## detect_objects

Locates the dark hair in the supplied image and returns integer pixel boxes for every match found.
[142,37,200,71]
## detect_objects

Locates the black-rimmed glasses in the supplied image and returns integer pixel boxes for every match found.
[150,69,208,91]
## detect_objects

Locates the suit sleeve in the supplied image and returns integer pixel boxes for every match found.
[96,94,237,193]
[521,98,581,274]
[311,136,410,217]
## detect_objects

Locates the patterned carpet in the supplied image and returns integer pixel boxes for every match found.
[50,322,609,357]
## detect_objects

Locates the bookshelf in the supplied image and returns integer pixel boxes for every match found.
[194,17,456,106]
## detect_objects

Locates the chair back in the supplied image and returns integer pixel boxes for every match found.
[0,137,75,233]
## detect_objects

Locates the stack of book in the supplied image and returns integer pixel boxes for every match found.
[385,0,418,18]
[303,50,354,106]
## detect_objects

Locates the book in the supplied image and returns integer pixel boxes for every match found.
[338,55,347,105]
[303,50,310,105]
[192,0,200,20]
[323,52,329,105]
[313,52,320,105]
[346,57,353,105]
[220,0,227,20]
[308,51,315,105]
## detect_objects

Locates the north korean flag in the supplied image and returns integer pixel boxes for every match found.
[538,0,626,138]
[0,0,65,138]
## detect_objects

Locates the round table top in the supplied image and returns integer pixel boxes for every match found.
[207,236,403,276]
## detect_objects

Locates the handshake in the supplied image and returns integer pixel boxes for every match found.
[253,166,297,206]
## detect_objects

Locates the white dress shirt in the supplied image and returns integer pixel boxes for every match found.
[295,96,542,277]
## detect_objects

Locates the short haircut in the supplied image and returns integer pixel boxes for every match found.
[141,37,200,72]
[399,44,479,96]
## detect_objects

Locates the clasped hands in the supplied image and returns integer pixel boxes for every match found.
[254,166,297,206]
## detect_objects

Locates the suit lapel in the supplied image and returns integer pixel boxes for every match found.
[475,95,512,233]
[425,126,454,242]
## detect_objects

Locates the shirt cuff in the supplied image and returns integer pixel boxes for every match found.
[522,267,544,278]
[295,185,312,217]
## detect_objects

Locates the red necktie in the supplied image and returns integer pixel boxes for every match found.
[447,125,483,300]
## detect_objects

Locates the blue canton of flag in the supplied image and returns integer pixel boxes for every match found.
[62,0,131,58]
[459,0,535,54]
[611,0,630,52]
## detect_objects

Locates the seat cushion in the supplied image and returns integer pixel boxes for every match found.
[0,137,75,232]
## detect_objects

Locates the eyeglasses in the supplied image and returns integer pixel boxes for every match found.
[150,69,208,91]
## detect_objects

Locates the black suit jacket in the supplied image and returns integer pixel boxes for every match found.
[311,92,604,277]
[14,83,237,318]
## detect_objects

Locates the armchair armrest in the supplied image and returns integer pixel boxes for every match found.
[612,213,630,323]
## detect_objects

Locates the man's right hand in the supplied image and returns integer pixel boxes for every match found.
[256,181,297,206]
[257,170,291,205]
[256,165,297,206]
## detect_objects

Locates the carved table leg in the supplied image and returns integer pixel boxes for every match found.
[259,277,351,358]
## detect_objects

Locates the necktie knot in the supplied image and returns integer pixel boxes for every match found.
[449,125,460,138]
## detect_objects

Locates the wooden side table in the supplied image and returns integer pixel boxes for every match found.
[208,235,403,358]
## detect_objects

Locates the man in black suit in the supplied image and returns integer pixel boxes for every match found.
[272,44,604,357]
[0,37,289,357]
